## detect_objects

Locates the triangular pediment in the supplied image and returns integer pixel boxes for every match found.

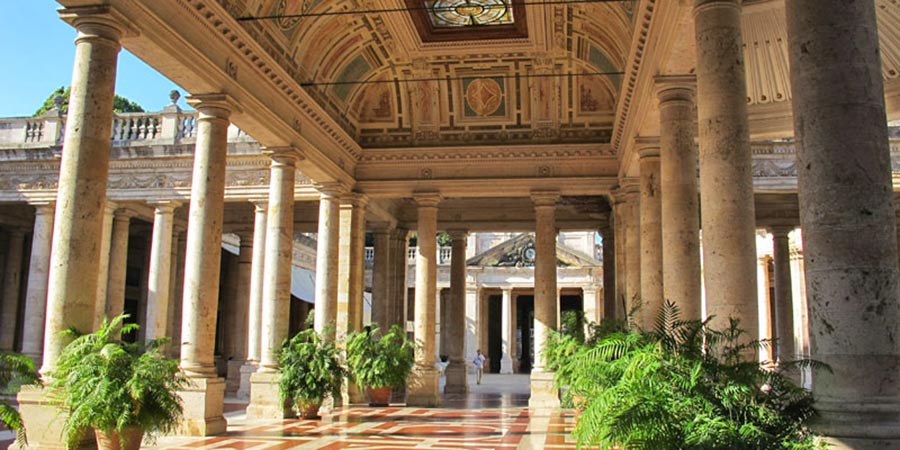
[467,233,600,268]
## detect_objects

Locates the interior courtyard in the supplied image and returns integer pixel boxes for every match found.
[1,0,900,448]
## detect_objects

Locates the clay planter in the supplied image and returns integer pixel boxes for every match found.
[94,426,143,450]
[367,386,393,406]
[296,399,322,420]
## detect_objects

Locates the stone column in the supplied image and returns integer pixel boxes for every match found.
[145,202,179,341]
[756,256,774,364]
[248,149,298,420]
[599,224,616,320]
[314,183,344,338]
[622,181,641,321]
[612,192,627,319]
[694,0,758,335]
[105,208,133,319]
[499,288,514,374]
[0,229,25,350]
[337,194,368,340]
[94,202,116,328]
[582,287,599,325]
[238,200,267,400]
[226,231,252,394]
[530,191,560,409]
[637,139,663,329]
[371,227,391,328]
[786,1,900,445]
[169,231,186,359]
[444,230,469,394]
[389,228,410,331]
[769,226,794,362]
[656,76,701,321]
[21,204,54,364]
[464,287,479,369]
[177,94,234,436]
[407,192,442,407]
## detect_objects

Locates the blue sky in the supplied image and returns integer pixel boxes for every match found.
[0,1,184,117]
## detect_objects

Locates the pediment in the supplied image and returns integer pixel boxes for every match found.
[467,233,600,268]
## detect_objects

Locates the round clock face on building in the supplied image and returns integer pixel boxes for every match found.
[524,247,536,262]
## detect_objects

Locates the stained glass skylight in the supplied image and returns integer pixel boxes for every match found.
[425,0,515,27]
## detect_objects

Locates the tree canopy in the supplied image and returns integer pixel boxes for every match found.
[34,86,144,116]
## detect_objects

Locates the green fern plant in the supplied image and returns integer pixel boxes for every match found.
[555,301,826,450]
[345,325,415,389]
[278,327,346,408]
[0,352,40,443]
[49,315,187,448]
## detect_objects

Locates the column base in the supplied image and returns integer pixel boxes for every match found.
[407,366,441,407]
[813,400,900,449]
[246,371,292,420]
[17,385,95,450]
[177,376,227,436]
[500,357,514,374]
[347,381,367,405]
[236,362,258,400]
[528,370,560,409]
[225,360,243,394]
[444,362,469,394]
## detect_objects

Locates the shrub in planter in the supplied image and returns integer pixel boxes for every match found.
[278,327,346,419]
[555,301,825,450]
[0,352,40,443]
[345,325,414,406]
[50,315,187,450]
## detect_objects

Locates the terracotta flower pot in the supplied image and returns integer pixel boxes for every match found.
[367,386,393,407]
[296,399,322,420]
[94,426,143,450]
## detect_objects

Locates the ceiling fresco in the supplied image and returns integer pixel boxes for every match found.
[222,0,634,149]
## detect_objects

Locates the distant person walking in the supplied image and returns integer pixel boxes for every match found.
[473,349,486,385]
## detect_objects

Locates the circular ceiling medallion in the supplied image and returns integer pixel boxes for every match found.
[466,78,503,116]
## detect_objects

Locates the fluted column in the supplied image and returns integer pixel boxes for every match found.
[444,229,469,394]
[314,183,344,338]
[656,76,701,321]
[786,2,900,445]
[21,204,55,364]
[621,181,641,321]
[694,0,758,335]
[769,227,794,362]
[145,202,179,341]
[93,202,116,328]
[337,194,368,340]
[500,288,514,374]
[248,149,298,420]
[105,208,133,319]
[0,229,25,350]
[177,93,234,436]
[638,140,663,329]
[599,223,616,320]
[238,200,267,400]
[371,227,391,328]
[407,192,442,407]
[530,190,560,409]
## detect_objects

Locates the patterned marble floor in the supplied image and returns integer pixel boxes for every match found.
[150,375,578,450]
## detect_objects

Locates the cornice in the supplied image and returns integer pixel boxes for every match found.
[359,144,613,164]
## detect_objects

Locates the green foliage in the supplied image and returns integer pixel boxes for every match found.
[34,86,145,116]
[345,325,415,389]
[49,315,187,447]
[552,301,825,450]
[278,327,346,406]
[0,352,40,443]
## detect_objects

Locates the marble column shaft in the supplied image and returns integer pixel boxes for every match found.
[694,0,758,334]
[500,288,514,374]
[770,227,794,362]
[1,229,25,350]
[94,202,115,328]
[389,228,410,330]
[444,229,468,394]
[638,143,663,329]
[407,192,442,407]
[246,201,267,363]
[786,0,900,445]
[21,204,54,363]
[600,225,616,320]
[530,191,560,409]
[145,202,178,341]
[612,194,627,319]
[656,77,702,321]
[105,209,132,319]
[337,194,368,340]
[259,151,298,371]
[371,229,391,328]
[622,183,641,320]
[40,17,121,375]
[314,184,343,338]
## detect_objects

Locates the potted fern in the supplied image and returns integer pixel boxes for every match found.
[345,325,414,406]
[50,315,186,450]
[278,327,346,419]
[0,352,40,444]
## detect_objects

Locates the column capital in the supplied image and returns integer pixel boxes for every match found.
[341,192,369,208]
[635,136,661,160]
[315,182,349,199]
[531,190,560,207]
[148,200,181,214]
[618,179,641,198]
[29,202,56,216]
[694,0,741,16]
[262,146,303,166]
[249,198,268,211]
[655,74,697,104]
[768,225,795,238]
[187,93,240,120]
[413,191,443,208]
[447,229,469,240]
[58,4,137,42]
